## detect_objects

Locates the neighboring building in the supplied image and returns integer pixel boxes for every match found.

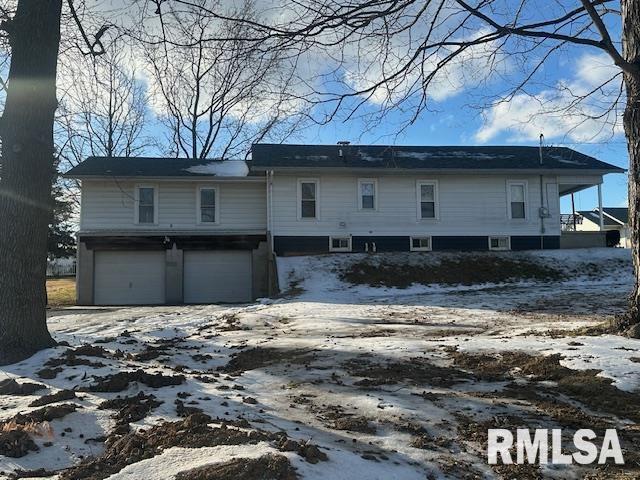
[575,207,630,248]
[65,144,623,305]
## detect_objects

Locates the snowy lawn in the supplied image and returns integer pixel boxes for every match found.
[1,248,639,479]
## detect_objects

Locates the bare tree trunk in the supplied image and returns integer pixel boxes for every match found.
[618,0,640,335]
[0,0,61,364]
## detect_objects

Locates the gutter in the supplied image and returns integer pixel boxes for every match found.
[248,167,625,176]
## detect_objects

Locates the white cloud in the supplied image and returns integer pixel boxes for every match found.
[342,25,508,105]
[475,53,623,143]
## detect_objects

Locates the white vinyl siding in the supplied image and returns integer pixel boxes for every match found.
[80,180,266,231]
[270,174,561,237]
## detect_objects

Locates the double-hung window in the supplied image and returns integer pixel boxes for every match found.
[136,185,156,224]
[508,181,527,219]
[358,179,377,210]
[417,181,438,219]
[199,187,217,223]
[298,179,319,219]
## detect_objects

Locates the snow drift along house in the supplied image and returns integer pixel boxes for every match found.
[64,143,624,306]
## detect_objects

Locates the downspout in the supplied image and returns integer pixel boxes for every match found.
[266,170,274,252]
[266,170,278,296]
[539,134,546,249]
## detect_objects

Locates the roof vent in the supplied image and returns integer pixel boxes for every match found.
[337,140,350,146]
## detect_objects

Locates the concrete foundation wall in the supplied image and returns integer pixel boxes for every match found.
[560,231,606,249]
[251,241,270,299]
[76,242,94,305]
[165,245,184,304]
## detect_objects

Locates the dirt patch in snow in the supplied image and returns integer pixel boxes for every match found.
[0,430,39,458]
[341,254,563,288]
[59,412,325,480]
[81,369,185,392]
[222,347,317,374]
[98,392,162,428]
[7,403,79,425]
[60,413,280,480]
[345,356,471,388]
[175,454,298,480]
[0,379,45,396]
[29,389,77,407]
[451,351,640,423]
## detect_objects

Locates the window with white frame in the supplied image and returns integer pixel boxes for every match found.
[329,236,352,252]
[410,236,432,251]
[417,181,438,219]
[508,181,527,219]
[136,186,156,224]
[358,179,377,210]
[489,236,510,251]
[298,179,318,219]
[198,187,217,223]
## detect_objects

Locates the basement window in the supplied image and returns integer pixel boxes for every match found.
[410,236,432,252]
[329,236,352,252]
[489,236,510,251]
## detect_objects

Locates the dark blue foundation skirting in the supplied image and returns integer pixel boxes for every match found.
[273,235,561,255]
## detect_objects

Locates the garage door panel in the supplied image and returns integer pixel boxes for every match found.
[94,251,165,305]
[184,251,252,303]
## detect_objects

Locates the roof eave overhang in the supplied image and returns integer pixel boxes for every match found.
[601,211,626,225]
[249,166,625,175]
[62,174,265,182]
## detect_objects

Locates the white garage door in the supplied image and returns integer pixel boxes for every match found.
[94,251,165,305]
[183,250,252,304]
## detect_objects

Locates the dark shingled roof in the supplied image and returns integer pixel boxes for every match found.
[602,207,628,224]
[250,144,624,172]
[64,157,252,177]
[578,210,621,227]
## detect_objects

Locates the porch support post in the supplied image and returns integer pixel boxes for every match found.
[597,183,604,231]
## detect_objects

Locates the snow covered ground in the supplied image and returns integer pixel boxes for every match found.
[0,248,638,479]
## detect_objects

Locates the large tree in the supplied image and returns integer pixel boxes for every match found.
[0,0,62,364]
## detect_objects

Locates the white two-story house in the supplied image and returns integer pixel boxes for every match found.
[65,143,624,305]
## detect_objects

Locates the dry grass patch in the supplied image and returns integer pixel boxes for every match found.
[341,254,562,288]
[46,277,75,307]
[345,355,472,388]
[451,351,640,423]
[175,454,298,480]
[222,347,317,374]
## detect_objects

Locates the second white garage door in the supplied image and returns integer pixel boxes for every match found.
[183,250,252,303]
[94,251,166,305]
